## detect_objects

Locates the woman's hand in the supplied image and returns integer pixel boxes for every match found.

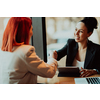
[49,50,58,60]
[80,67,98,77]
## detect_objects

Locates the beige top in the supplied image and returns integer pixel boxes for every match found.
[0,45,57,84]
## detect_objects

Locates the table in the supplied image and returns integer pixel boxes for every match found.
[37,71,100,84]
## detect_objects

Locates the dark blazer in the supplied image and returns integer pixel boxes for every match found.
[57,39,100,72]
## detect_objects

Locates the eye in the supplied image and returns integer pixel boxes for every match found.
[80,31,83,33]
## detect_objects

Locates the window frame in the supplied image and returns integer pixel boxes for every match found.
[31,17,47,62]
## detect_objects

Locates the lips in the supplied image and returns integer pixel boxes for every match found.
[75,37,80,40]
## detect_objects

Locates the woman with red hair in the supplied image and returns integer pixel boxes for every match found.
[0,17,57,84]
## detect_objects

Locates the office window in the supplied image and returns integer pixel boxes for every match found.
[46,17,100,67]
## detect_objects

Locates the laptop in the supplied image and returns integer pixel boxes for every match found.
[75,77,100,84]
[58,66,80,77]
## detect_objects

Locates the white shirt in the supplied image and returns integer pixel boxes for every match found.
[72,58,84,70]
[0,45,57,84]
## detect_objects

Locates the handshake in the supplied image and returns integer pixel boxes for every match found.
[48,50,58,60]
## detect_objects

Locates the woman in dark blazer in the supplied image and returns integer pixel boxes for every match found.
[51,17,100,77]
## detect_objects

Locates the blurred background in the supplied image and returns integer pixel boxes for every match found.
[0,17,100,67]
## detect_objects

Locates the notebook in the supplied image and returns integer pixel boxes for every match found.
[58,66,80,77]
[75,77,100,84]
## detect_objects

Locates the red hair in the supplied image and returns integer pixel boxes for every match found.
[1,17,32,52]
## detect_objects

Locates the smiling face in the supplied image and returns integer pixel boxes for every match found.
[74,22,92,43]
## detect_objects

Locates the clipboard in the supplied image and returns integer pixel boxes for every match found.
[58,66,80,77]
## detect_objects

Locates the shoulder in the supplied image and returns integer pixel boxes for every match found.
[18,45,35,52]
[14,45,36,57]
[88,40,100,50]
[61,39,77,48]
[67,39,77,45]
[67,39,76,43]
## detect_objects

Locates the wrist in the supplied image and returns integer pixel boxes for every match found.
[93,69,98,74]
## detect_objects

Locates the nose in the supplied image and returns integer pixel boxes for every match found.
[75,30,79,35]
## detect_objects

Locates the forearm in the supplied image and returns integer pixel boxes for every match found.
[56,50,66,61]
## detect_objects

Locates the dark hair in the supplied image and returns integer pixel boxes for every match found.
[80,17,98,33]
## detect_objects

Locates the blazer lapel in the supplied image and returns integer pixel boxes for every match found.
[84,40,95,69]
[71,43,78,63]
[66,42,78,66]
